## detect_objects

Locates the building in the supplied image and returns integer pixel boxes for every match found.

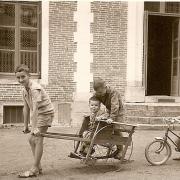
[0,1,180,126]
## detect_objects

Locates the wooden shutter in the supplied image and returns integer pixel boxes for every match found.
[3,106,24,124]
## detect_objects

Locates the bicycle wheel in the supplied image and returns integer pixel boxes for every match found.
[145,139,171,166]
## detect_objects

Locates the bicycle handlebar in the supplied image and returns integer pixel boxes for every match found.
[163,117,180,124]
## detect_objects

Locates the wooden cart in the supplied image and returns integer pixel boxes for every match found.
[40,120,137,169]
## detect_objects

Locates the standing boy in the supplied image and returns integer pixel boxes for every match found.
[15,64,54,178]
[93,77,124,159]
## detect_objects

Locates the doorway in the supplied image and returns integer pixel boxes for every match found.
[146,15,178,96]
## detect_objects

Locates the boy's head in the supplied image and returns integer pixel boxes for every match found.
[15,64,30,87]
[89,96,101,113]
[93,77,107,96]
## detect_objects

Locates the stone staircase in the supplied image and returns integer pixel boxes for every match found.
[125,103,180,125]
[71,99,180,129]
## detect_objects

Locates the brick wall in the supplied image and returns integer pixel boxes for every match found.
[90,1,128,95]
[0,2,77,103]
[0,2,77,124]
[0,84,22,102]
[48,1,77,102]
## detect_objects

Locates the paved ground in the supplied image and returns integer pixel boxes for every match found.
[1,126,180,180]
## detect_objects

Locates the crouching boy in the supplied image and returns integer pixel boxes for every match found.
[93,77,124,159]
[15,64,54,178]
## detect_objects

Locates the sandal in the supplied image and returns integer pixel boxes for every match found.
[39,168,43,174]
[18,169,39,178]
[114,150,122,160]
[175,148,180,152]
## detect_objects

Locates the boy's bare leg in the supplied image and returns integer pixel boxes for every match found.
[28,135,42,171]
[32,126,48,171]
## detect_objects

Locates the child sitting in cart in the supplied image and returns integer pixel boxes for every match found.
[78,96,107,156]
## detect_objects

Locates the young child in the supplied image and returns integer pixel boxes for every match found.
[79,96,106,156]
[93,77,124,159]
[15,64,54,178]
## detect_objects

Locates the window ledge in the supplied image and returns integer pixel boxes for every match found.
[0,73,41,84]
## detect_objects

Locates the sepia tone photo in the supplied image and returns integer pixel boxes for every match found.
[1,1,180,180]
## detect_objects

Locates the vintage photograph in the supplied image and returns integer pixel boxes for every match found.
[1,0,180,179]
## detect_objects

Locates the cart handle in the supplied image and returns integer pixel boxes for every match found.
[96,119,138,127]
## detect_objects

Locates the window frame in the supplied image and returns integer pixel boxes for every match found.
[0,1,41,79]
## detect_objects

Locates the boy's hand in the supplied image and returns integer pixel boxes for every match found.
[106,118,113,124]
[23,128,31,134]
[32,128,41,136]
[95,116,102,121]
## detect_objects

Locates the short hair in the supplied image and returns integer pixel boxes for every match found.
[93,77,106,91]
[15,64,30,75]
[89,96,100,104]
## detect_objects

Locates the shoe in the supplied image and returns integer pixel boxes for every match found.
[18,169,39,178]
[175,148,180,152]
[79,151,87,157]
[39,168,42,174]
[114,151,123,160]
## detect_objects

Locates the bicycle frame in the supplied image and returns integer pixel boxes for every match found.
[163,125,180,148]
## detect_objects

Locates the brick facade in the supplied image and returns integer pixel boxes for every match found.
[0,1,77,124]
[91,1,128,95]
[47,1,77,102]
[0,1,128,125]
[0,2,77,101]
[0,84,22,102]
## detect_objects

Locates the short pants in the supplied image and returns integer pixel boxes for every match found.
[36,114,54,128]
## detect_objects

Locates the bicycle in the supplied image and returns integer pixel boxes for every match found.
[145,117,180,166]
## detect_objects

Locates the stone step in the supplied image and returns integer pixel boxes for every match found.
[125,110,180,117]
[126,116,167,124]
[137,124,180,131]
[125,103,180,117]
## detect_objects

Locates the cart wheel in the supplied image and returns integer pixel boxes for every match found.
[107,141,134,165]
[124,141,134,161]
[145,139,172,166]
[91,144,119,164]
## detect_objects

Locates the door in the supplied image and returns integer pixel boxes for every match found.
[171,19,180,96]
[144,12,173,96]
[144,11,148,95]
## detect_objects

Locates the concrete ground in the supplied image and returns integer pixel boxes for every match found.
[1,126,180,180]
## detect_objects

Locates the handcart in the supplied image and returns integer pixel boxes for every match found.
[40,119,137,170]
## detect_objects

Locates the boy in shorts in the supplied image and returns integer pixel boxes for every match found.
[15,64,54,178]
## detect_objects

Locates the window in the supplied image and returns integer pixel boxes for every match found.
[144,2,180,14]
[3,106,24,123]
[144,2,160,12]
[0,2,41,77]
[165,2,180,14]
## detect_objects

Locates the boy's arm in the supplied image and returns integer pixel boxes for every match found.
[31,89,41,134]
[23,96,30,133]
[31,101,38,128]
[109,91,121,121]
